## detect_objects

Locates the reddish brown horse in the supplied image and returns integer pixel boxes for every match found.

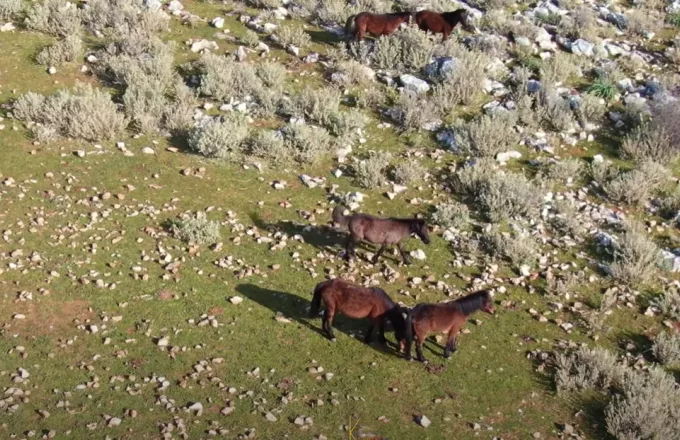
[332,205,430,264]
[345,11,413,43]
[310,279,407,349]
[415,9,477,41]
[404,290,495,363]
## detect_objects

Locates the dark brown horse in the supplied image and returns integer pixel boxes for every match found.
[310,279,408,348]
[415,9,477,41]
[332,205,430,264]
[404,290,495,363]
[345,11,413,43]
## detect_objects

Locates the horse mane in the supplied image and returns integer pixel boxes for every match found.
[385,306,407,339]
[454,290,490,316]
[441,8,467,23]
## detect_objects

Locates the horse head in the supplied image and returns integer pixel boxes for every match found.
[411,219,431,245]
[481,292,496,314]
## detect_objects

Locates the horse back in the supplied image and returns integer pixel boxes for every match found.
[324,279,391,318]
[411,302,463,333]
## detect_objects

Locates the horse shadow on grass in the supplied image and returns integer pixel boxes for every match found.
[235,283,405,358]
[249,212,346,254]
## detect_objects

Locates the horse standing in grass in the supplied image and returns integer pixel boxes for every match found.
[414,9,478,41]
[344,11,413,43]
[404,290,495,363]
[332,206,430,264]
[310,279,407,349]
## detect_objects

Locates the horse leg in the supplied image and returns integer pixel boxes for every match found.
[442,28,450,42]
[416,336,427,363]
[372,243,387,264]
[323,308,336,341]
[444,329,458,359]
[397,243,412,265]
[344,235,357,261]
[364,318,376,344]
[378,317,387,345]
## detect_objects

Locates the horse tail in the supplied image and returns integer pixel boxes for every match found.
[310,281,327,317]
[332,205,349,228]
[344,14,357,41]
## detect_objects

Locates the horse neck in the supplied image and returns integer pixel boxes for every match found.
[457,294,485,316]
[385,306,405,332]
[442,10,462,25]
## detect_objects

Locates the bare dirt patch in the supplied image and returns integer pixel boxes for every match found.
[5,299,93,338]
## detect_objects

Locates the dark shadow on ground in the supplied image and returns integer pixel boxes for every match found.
[307,30,343,45]
[235,283,405,358]
[249,211,345,252]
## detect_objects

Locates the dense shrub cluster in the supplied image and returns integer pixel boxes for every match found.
[392,159,426,185]
[25,0,81,37]
[609,222,662,286]
[370,25,435,71]
[554,346,625,393]
[454,113,521,157]
[431,202,470,229]
[480,229,538,268]
[169,212,221,245]
[36,33,83,66]
[0,0,22,21]
[188,114,250,160]
[354,152,391,189]
[13,83,127,142]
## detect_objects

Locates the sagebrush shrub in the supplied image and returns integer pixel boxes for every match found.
[25,0,81,37]
[249,130,289,165]
[452,158,498,196]
[625,9,662,36]
[276,25,311,48]
[335,59,375,85]
[652,332,680,365]
[0,0,22,21]
[371,25,434,71]
[241,30,261,48]
[392,90,438,132]
[392,159,426,185]
[292,87,341,127]
[558,6,598,40]
[170,212,221,245]
[13,83,127,142]
[604,160,670,205]
[354,152,391,189]
[550,200,585,237]
[197,53,262,102]
[477,172,542,222]
[247,0,283,8]
[653,288,680,320]
[432,49,489,110]
[281,123,332,164]
[541,158,582,184]
[590,159,615,185]
[123,74,168,133]
[82,0,168,35]
[256,61,287,91]
[103,37,175,88]
[163,79,196,131]
[577,94,606,125]
[480,229,538,268]
[605,368,680,440]
[329,108,367,138]
[658,188,680,221]
[188,115,249,160]
[432,202,470,229]
[541,52,580,86]
[609,222,661,286]
[537,88,575,132]
[454,113,521,157]
[36,33,83,66]
[554,346,625,393]
[372,35,402,70]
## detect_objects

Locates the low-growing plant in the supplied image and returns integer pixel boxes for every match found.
[123,74,167,133]
[372,35,403,70]
[554,346,625,393]
[480,228,538,269]
[625,9,662,37]
[355,86,387,109]
[473,171,543,222]
[334,59,375,85]
[668,12,680,28]
[247,0,283,9]
[25,0,81,37]
[169,212,221,245]
[604,169,654,205]
[371,25,434,72]
[609,222,661,286]
[577,94,606,125]
[391,90,438,132]
[0,0,22,21]
[82,0,168,36]
[36,33,83,66]
[163,79,197,131]
[292,87,341,127]
[329,108,367,138]
[558,6,598,40]
[541,158,582,184]
[653,287,680,320]
[276,25,311,48]
[197,53,262,102]
[13,83,127,142]
[588,78,617,101]
[454,113,521,157]
[103,37,176,88]
[657,187,680,221]
[431,48,489,109]
[605,368,680,440]
[256,61,287,91]
[541,52,580,85]
[590,159,616,185]
[188,114,249,160]
[652,332,680,365]
[354,152,391,189]
[391,158,426,185]
[241,30,261,48]
[249,130,289,166]
[453,158,498,196]
[281,123,333,164]
[550,200,585,237]
[537,89,576,132]
[432,202,470,229]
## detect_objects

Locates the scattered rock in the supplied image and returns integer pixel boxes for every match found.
[399,74,430,94]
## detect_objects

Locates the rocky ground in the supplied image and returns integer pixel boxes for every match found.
[1,0,679,439]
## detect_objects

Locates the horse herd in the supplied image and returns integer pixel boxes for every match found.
[307,207,496,363]
[344,8,478,44]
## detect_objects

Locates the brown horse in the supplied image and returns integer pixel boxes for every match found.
[345,11,413,43]
[310,279,408,348]
[332,205,430,264]
[404,290,495,363]
[415,9,477,41]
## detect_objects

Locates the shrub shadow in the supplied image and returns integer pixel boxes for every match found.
[235,283,405,358]
[249,211,345,253]
[307,30,342,45]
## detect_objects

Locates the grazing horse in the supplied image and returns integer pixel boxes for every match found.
[310,279,408,349]
[332,205,430,264]
[345,11,413,43]
[405,290,495,363]
[415,9,477,41]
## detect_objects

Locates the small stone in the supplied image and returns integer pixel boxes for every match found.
[417,415,431,428]
[48,66,57,74]
[265,412,277,422]
[141,147,155,154]
[108,417,122,427]
[230,296,243,305]
[157,337,169,347]
[212,17,225,28]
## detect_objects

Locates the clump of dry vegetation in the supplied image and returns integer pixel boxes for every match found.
[454,113,521,157]
[188,115,249,160]
[280,123,333,164]
[652,332,680,366]
[391,90,438,132]
[291,87,341,127]
[13,83,127,142]
[480,229,538,269]
[431,48,490,109]
[604,160,671,206]
[0,0,22,21]
[554,346,625,393]
[609,222,662,286]
[196,53,263,102]
[169,212,221,245]
[275,24,311,48]
[370,25,435,71]
[354,152,392,189]
[36,33,83,66]
[25,0,81,37]
[432,202,470,229]
[392,158,426,185]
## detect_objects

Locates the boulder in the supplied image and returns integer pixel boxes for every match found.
[190,40,219,53]
[168,0,183,13]
[211,17,225,28]
[399,74,430,94]
[571,39,594,57]
[496,150,522,163]
[436,129,458,152]
[423,57,457,80]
